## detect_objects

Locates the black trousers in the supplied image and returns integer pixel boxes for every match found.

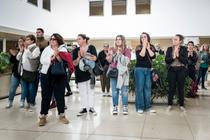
[188,65,196,81]
[40,73,66,115]
[167,67,186,106]
[65,73,71,92]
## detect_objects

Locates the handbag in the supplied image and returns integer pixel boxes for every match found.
[93,61,104,76]
[107,67,118,78]
[51,60,66,76]
[22,69,37,82]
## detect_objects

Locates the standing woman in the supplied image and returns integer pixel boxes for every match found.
[165,34,188,111]
[39,33,74,126]
[6,37,25,108]
[196,43,210,89]
[16,34,40,111]
[187,41,198,97]
[106,35,131,115]
[73,34,97,116]
[135,32,156,114]
[187,41,198,81]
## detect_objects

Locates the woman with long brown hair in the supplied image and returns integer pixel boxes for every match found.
[135,32,156,114]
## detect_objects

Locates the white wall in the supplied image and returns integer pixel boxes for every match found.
[1,0,210,39]
[52,0,210,39]
[0,0,56,36]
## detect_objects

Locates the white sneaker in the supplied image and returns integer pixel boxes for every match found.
[137,109,144,114]
[122,106,128,115]
[5,101,13,109]
[180,106,186,112]
[112,106,118,115]
[28,105,35,112]
[166,105,172,112]
[149,109,156,113]
[19,101,24,108]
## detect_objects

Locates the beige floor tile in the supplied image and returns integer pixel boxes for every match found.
[88,135,140,140]
[0,130,42,140]
[142,123,194,140]
[36,132,89,140]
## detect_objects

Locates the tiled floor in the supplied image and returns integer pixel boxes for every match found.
[0,81,210,140]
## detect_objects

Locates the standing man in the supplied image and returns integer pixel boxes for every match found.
[36,28,49,53]
[34,28,49,103]
[98,43,111,97]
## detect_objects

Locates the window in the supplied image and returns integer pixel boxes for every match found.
[89,1,104,16]
[27,0,38,6]
[43,0,51,11]
[112,0,126,15]
[136,0,151,14]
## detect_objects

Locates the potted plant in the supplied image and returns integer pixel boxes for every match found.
[0,52,11,74]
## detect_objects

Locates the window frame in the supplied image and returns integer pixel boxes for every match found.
[43,0,51,12]
[112,0,127,15]
[27,0,38,7]
[135,0,151,15]
[89,0,104,16]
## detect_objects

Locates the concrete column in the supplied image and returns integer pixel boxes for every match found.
[3,38,6,52]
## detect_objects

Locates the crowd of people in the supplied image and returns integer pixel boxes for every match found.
[5,28,210,127]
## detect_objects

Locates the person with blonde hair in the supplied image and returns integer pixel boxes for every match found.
[106,35,131,115]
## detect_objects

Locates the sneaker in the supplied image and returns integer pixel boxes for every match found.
[28,105,35,112]
[39,116,47,126]
[180,106,186,112]
[166,105,172,112]
[149,109,156,113]
[19,101,24,108]
[49,101,56,109]
[59,115,69,124]
[137,109,144,114]
[65,91,73,96]
[89,108,97,116]
[5,101,13,109]
[202,87,207,90]
[107,93,112,97]
[112,106,118,115]
[122,106,128,115]
[77,108,87,116]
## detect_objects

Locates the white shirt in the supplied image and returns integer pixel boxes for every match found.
[16,43,40,73]
[40,44,68,74]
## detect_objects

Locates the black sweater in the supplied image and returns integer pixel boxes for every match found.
[165,46,188,67]
[98,50,109,67]
[135,45,156,68]
[73,45,97,83]
[188,51,198,67]
[10,55,20,78]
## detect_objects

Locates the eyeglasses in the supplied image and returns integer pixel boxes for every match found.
[50,38,56,41]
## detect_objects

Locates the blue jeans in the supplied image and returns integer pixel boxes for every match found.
[21,80,36,105]
[135,67,152,111]
[8,74,21,102]
[110,78,128,106]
